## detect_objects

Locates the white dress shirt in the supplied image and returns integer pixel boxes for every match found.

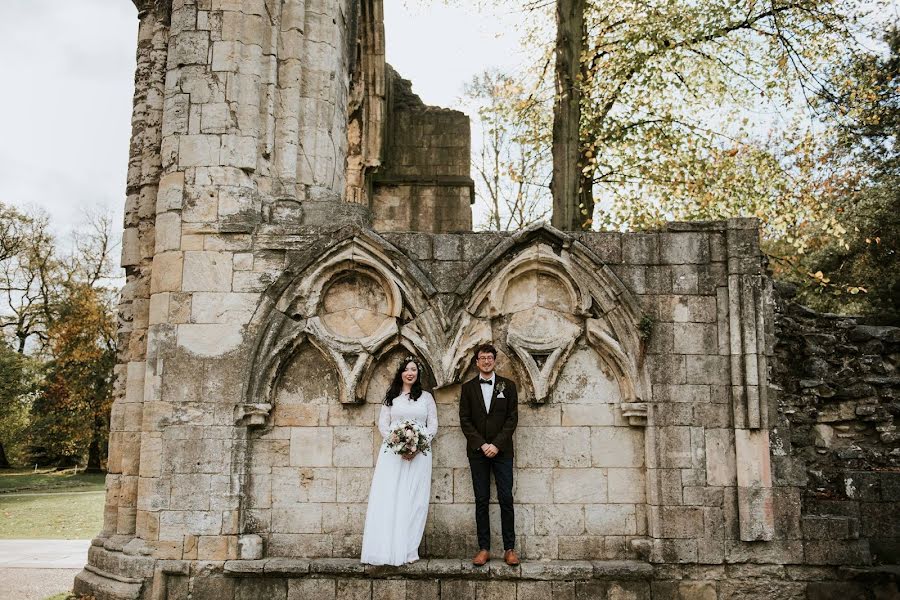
[479,373,495,413]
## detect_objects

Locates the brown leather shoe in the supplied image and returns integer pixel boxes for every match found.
[504,549,520,566]
[472,549,490,566]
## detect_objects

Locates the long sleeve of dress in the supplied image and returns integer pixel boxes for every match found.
[377,404,391,439]
[425,393,438,442]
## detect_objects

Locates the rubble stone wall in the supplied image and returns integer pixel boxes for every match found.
[772,291,900,564]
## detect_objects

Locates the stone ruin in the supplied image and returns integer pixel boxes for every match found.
[75,1,899,598]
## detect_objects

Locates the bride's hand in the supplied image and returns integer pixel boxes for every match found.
[402,451,417,461]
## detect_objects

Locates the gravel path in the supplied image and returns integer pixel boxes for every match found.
[0,567,79,599]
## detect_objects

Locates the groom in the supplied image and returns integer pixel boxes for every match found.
[458,343,519,566]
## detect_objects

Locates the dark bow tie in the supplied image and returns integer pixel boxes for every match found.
[479,379,493,385]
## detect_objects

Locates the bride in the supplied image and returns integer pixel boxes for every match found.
[360,356,438,566]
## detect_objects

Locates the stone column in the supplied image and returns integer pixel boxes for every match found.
[723,217,775,541]
[103,0,170,549]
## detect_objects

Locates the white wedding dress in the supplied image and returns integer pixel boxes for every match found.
[360,391,438,565]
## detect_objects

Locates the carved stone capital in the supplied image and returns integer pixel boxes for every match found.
[620,402,648,426]
[235,404,272,427]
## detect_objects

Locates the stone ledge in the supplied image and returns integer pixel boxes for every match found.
[223,558,652,580]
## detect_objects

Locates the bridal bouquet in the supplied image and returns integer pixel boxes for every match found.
[385,419,431,457]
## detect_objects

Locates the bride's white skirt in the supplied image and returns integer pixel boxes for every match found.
[360,442,432,566]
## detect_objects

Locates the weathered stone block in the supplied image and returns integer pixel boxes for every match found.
[585,504,637,535]
[332,426,374,467]
[673,323,718,355]
[191,292,257,324]
[290,428,333,467]
[287,578,335,599]
[179,134,221,167]
[607,469,646,503]
[659,233,710,265]
[268,533,332,557]
[518,581,554,600]
[183,251,234,292]
[553,468,607,504]
[658,427,693,469]
[151,252,184,293]
[534,505,585,536]
[660,507,704,538]
[561,404,616,426]
[591,427,644,468]
[673,265,699,294]
[176,323,243,357]
[517,427,591,468]
[622,234,659,264]
[440,580,476,600]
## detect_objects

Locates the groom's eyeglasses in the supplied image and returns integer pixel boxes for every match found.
[476,356,495,362]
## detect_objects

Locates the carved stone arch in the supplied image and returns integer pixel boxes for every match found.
[448,223,647,405]
[242,228,445,415]
[465,245,591,319]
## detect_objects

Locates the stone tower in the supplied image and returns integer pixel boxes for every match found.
[75,1,899,599]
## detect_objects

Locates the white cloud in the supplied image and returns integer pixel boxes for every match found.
[0,0,137,238]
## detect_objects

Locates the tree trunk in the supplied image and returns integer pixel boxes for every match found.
[86,413,104,473]
[86,437,103,473]
[551,0,587,230]
[0,442,11,469]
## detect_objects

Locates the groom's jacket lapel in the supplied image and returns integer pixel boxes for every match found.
[471,378,487,418]
[486,376,501,417]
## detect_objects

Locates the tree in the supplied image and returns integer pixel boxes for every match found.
[580,0,870,233]
[475,0,867,245]
[0,340,35,468]
[463,70,552,230]
[0,205,60,354]
[551,0,589,229]
[774,27,900,321]
[1,204,120,467]
[30,283,116,470]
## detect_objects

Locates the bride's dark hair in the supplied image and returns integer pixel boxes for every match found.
[383,356,424,406]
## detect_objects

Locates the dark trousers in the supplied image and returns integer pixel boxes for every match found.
[468,453,515,551]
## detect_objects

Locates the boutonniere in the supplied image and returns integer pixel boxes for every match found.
[496,380,507,398]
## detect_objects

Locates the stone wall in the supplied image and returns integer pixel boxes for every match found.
[368,68,473,233]
[772,289,900,564]
[344,3,474,233]
[74,1,899,598]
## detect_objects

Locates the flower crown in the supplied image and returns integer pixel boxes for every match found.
[401,355,422,369]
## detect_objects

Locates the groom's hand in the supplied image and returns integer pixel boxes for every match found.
[481,443,499,457]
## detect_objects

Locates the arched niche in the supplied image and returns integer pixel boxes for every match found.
[242,230,444,416]
[449,228,648,409]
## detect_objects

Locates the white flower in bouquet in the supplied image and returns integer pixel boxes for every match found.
[386,419,430,457]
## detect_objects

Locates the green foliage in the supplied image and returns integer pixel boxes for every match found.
[572,0,873,244]
[30,284,116,467]
[0,340,38,467]
[638,315,654,341]
[772,28,900,321]
[1,202,119,467]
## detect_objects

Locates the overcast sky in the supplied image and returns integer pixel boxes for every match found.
[0,1,523,247]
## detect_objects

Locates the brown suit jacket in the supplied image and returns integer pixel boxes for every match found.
[458,374,519,458]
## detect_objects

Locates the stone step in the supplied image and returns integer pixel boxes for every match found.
[222,558,653,581]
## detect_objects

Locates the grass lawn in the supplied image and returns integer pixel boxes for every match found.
[0,468,105,539]
[0,469,106,494]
